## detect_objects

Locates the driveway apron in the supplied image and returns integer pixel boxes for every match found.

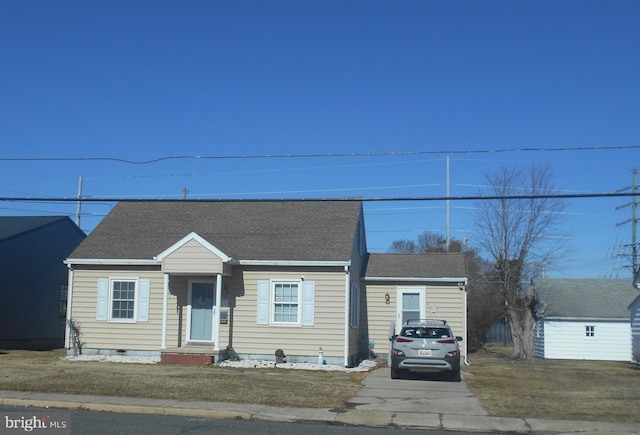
[348,367,488,416]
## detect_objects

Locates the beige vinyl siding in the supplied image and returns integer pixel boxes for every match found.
[426,284,466,348]
[231,269,346,359]
[366,284,398,356]
[161,239,225,274]
[365,282,466,357]
[70,268,177,351]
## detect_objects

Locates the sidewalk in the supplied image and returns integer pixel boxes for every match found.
[1,369,639,434]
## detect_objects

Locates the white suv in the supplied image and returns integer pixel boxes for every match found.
[390,319,462,381]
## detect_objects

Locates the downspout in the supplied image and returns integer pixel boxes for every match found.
[64,265,74,351]
[161,274,169,349]
[463,280,470,365]
[214,273,222,351]
[344,265,350,367]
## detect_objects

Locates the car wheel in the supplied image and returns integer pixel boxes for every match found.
[449,369,461,382]
[390,368,403,379]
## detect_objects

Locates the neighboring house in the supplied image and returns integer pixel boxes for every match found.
[630,268,640,363]
[533,278,637,362]
[64,200,468,366]
[364,253,468,360]
[0,216,86,349]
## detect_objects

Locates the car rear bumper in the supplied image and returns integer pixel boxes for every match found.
[391,356,460,372]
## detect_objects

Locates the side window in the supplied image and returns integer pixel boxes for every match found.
[58,284,68,318]
[585,325,595,337]
[350,282,360,327]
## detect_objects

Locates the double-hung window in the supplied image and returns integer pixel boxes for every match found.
[96,278,150,323]
[273,282,300,324]
[257,279,315,327]
[111,280,136,320]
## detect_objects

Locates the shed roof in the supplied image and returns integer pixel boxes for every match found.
[68,201,362,262]
[365,253,466,280]
[533,278,638,319]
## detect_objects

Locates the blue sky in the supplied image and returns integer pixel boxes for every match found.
[1,1,639,279]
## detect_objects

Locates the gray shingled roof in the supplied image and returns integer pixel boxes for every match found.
[68,201,362,262]
[0,216,72,241]
[365,253,466,279]
[533,278,638,319]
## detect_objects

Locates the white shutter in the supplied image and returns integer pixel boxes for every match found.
[257,280,269,325]
[137,279,150,322]
[302,281,315,326]
[96,278,108,321]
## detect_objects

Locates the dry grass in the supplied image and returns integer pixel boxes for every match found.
[464,346,640,424]
[0,349,366,409]
[2,348,639,423]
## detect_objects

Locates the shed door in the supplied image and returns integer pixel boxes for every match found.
[188,282,215,342]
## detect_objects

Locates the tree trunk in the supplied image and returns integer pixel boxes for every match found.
[506,305,536,360]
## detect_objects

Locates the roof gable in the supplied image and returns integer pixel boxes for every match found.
[155,232,232,262]
[68,201,362,262]
[534,278,638,319]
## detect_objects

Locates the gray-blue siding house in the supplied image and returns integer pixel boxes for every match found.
[0,216,86,349]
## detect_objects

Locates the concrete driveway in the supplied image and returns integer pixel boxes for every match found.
[347,367,488,416]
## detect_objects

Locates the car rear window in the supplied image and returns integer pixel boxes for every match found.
[400,327,450,338]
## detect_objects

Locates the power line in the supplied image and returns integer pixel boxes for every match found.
[2,144,640,164]
[0,191,638,203]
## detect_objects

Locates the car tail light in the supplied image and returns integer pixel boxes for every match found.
[437,338,456,344]
[392,349,405,357]
[445,350,460,359]
[395,337,413,343]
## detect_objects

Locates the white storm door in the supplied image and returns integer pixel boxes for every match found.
[188,281,215,342]
[396,287,426,333]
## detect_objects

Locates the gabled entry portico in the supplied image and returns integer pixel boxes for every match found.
[154,232,232,363]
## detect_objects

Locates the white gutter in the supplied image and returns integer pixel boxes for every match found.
[364,276,467,283]
[64,266,74,350]
[239,259,351,267]
[64,258,160,266]
[344,265,350,367]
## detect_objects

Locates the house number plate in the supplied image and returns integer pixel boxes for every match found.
[418,349,432,357]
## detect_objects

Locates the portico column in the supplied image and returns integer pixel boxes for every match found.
[214,273,223,351]
[161,273,169,349]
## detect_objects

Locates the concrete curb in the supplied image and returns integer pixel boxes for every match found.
[2,391,640,434]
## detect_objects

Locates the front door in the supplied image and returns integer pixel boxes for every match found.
[396,287,426,333]
[189,281,215,342]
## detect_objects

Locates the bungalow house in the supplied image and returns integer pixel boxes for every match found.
[0,216,86,349]
[533,278,637,362]
[64,200,468,366]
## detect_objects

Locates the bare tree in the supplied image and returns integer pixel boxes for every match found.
[474,164,569,359]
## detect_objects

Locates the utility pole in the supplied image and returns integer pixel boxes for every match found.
[615,167,639,276]
[76,176,83,227]
[445,155,450,251]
